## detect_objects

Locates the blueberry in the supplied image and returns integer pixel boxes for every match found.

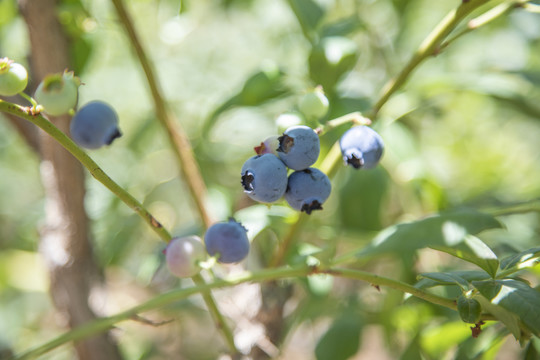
[165,236,206,278]
[204,219,250,263]
[0,58,28,96]
[285,168,331,214]
[339,126,384,169]
[35,71,80,116]
[277,125,320,171]
[70,101,122,149]
[241,153,288,203]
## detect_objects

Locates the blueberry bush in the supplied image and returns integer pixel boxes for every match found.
[1,0,540,359]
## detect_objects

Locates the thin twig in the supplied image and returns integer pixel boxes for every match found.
[110,0,212,228]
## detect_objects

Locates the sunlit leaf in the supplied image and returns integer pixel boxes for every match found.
[473,279,540,338]
[287,0,325,41]
[500,247,540,271]
[431,235,499,278]
[358,210,502,259]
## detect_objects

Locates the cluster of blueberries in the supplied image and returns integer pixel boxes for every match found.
[242,125,331,214]
[165,123,385,276]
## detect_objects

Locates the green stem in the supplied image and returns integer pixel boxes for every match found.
[369,0,491,119]
[439,0,527,53]
[269,213,307,267]
[0,100,171,242]
[485,198,540,217]
[192,274,238,355]
[110,0,212,228]
[10,264,459,360]
[316,112,371,135]
[329,267,457,310]
[18,91,39,109]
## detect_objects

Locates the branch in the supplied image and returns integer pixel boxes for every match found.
[10,264,458,360]
[0,100,172,242]
[369,0,491,119]
[439,0,529,53]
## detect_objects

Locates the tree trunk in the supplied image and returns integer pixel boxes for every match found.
[17,1,122,359]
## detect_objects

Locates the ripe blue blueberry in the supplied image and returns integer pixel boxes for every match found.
[285,168,331,214]
[70,101,122,149]
[165,236,206,278]
[277,125,320,171]
[241,153,288,203]
[339,126,384,169]
[204,219,250,264]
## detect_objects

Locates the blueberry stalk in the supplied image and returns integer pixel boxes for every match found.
[0,99,171,242]
[316,111,371,135]
[269,0,500,268]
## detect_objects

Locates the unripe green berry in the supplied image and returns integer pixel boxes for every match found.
[0,58,28,96]
[35,70,80,116]
[298,87,329,120]
[457,295,482,324]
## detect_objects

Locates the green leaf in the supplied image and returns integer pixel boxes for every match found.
[315,314,362,360]
[473,279,540,338]
[358,209,502,259]
[287,0,325,41]
[308,36,358,91]
[454,325,506,360]
[416,270,491,290]
[203,62,289,136]
[500,247,540,271]
[338,166,389,231]
[320,16,363,38]
[524,340,539,360]
[418,271,481,290]
[430,235,499,278]
[399,335,422,360]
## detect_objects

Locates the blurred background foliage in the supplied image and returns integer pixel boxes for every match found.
[1,0,540,358]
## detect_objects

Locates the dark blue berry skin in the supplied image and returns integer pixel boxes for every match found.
[70,101,122,149]
[204,219,250,263]
[277,125,320,171]
[285,168,331,214]
[339,126,384,169]
[241,154,288,203]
